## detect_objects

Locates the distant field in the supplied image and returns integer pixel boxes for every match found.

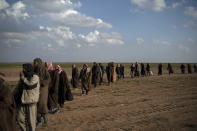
[0,62,196,82]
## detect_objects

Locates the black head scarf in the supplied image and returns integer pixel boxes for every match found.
[23,63,34,80]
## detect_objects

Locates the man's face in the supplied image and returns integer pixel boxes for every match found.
[33,61,38,67]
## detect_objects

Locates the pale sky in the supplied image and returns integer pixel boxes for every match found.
[0,0,197,63]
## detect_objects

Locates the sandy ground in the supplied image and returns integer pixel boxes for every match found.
[35,74,197,131]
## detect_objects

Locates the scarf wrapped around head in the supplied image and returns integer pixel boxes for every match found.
[56,65,62,74]
[45,62,54,71]
[72,64,76,68]
[23,63,34,80]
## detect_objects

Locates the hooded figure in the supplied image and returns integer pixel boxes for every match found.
[106,63,113,84]
[79,64,92,95]
[45,62,59,114]
[180,64,185,74]
[33,58,50,128]
[120,64,124,79]
[134,62,140,77]
[146,63,151,76]
[194,64,197,73]
[71,64,79,88]
[188,64,192,74]
[167,63,174,75]
[14,64,40,131]
[141,63,146,76]
[0,73,16,131]
[130,64,135,78]
[158,63,163,75]
[99,63,104,85]
[116,64,120,80]
[91,62,100,88]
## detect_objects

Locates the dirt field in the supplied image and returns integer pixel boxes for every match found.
[1,63,197,131]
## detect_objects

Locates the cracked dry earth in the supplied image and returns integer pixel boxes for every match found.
[36,74,197,131]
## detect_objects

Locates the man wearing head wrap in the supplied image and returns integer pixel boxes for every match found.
[45,62,54,71]
[141,63,146,77]
[116,64,120,80]
[194,64,197,73]
[71,64,79,88]
[33,58,50,127]
[180,64,185,74]
[79,64,92,95]
[158,63,163,76]
[106,62,114,84]
[112,63,117,82]
[91,62,100,88]
[99,63,104,85]
[120,64,125,79]
[45,62,59,114]
[14,64,40,131]
[167,63,174,75]
[188,64,192,74]
[0,73,16,131]
[130,63,135,78]
[134,62,140,77]
[146,63,151,76]
[56,65,73,107]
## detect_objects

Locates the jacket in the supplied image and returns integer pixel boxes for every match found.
[21,75,40,104]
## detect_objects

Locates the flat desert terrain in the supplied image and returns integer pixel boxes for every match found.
[1,63,197,131]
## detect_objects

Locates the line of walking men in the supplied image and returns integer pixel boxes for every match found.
[130,62,197,77]
[0,58,74,131]
[1,60,197,131]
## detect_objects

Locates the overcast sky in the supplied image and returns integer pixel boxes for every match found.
[0,0,197,63]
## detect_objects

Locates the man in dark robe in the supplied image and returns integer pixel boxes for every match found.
[106,64,111,84]
[99,63,104,85]
[130,64,135,78]
[56,65,72,107]
[158,63,163,76]
[120,64,124,79]
[106,62,114,84]
[194,64,197,73]
[141,63,146,76]
[188,64,192,74]
[180,64,185,74]
[0,73,16,131]
[134,62,140,77]
[33,58,50,127]
[91,62,100,88]
[79,64,92,95]
[167,63,174,75]
[116,64,120,80]
[71,64,79,88]
[14,64,40,131]
[45,62,59,114]
[146,63,151,76]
